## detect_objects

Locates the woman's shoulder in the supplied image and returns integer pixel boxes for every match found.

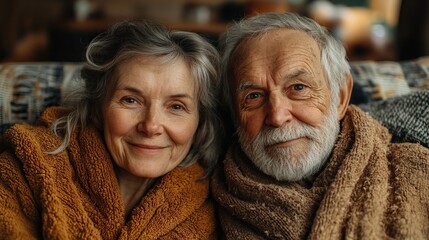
[3,106,69,133]
[168,163,207,184]
[37,106,71,126]
[1,106,68,154]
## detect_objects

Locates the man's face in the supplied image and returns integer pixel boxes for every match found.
[231,29,341,181]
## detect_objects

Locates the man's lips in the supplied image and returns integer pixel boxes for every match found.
[268,137,305,148]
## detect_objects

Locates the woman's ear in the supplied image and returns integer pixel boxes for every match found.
[336,73,353,120]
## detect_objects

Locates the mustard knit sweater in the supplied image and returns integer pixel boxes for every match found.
[0,107,216,239]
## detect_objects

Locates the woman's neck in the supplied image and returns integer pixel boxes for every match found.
[115,167,157,217]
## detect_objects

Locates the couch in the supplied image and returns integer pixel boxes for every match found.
[1,57,428,147]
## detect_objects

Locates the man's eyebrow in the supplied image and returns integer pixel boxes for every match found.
[285,69,309,79]
[237,82,259,92]
[235,69,310,93]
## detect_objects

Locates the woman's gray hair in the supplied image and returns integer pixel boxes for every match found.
[50,20,222,173]
[220,12,350,123]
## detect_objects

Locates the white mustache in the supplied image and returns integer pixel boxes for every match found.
[255,123,320,146]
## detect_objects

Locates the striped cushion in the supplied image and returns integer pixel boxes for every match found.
[350,56,429,103]
[0,63,82,135]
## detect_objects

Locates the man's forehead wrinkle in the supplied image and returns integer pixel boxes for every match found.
[233,52,267,81]
[272,52,317,76]
[231,30,322,86]
[233,60,256,81]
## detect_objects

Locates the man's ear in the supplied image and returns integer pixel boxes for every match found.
[336,73,353,120]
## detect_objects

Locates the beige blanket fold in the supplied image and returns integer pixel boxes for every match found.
[0,106,216,239]
[212,105,429,239]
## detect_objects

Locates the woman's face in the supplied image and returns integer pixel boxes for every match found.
[102,56,199,178]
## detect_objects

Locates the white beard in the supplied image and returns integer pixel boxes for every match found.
[238,105,340,181]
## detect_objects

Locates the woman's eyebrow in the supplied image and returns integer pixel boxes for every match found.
[169,93,195,101]
[120,86,141,94]
[120,86,194,100]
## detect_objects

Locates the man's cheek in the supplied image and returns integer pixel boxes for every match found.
[240,112,261,140]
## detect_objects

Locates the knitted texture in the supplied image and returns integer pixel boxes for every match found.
[212,106,429,239]
[0,107,216,239]
[359,90,429,147]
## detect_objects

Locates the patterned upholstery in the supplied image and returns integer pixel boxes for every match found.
[0,63,82,135]
[359,90,429,148]
[350,56,429,104]
[1,57,429,136]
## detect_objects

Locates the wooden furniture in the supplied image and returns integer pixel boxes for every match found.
[48,19,229,61]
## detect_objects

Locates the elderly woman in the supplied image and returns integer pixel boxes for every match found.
[0,20,221,239]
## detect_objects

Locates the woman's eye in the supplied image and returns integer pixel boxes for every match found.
[292,84,305,91]
[171,104,185,111]
[121,97,137,104]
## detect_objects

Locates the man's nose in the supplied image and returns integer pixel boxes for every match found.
[264,94,293,127]
[137,107,163,137]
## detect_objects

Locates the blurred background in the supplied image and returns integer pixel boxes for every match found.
[1,0,428,63]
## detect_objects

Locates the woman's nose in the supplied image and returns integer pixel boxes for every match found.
[137,107,163,137]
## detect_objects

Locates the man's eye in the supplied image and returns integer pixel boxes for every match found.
[293,84,305,91]
[241,91,265,109]
[246,92,263,100]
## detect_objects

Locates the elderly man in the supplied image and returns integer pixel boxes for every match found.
[211,12,429,239]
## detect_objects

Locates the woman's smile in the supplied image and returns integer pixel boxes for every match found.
[129,143,167,154]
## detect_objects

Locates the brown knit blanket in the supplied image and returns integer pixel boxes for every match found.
[212,105,429,239]
[0,107,216,239]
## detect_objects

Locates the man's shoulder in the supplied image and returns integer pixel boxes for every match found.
[388,142,429,171]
